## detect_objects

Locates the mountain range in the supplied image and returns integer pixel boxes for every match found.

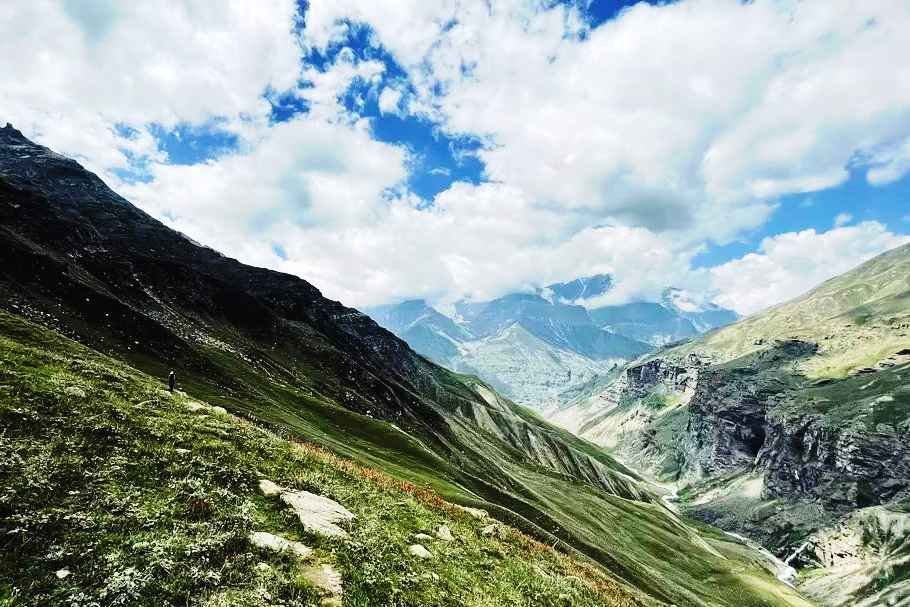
[548,243,910,606]
[367,280,736,410]
[0,124,805,606]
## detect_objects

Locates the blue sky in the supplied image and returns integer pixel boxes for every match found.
[693,170,910,268]
[4,1,909,313]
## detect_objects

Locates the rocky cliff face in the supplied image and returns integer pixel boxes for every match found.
[551,245,910,604]
[583,338,910,510]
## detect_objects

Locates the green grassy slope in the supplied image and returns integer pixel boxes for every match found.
[0,312,648,607]
[113,316,810,607]
[662,243,910,378]
[0,312,812,607]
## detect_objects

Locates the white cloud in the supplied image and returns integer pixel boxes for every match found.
[834,212,854,227]
[0,0,301,175]
[378,86,404,115]
[302,0,910,249]
[709,222,910,315]
[121,112,408,251]
[866,137,910,185]
[3,0,910,313]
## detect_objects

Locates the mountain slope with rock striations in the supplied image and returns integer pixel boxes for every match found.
[550,243,910,606]
[0,124,807,606]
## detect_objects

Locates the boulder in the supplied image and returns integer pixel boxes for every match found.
[258,479,282,497]
[248,531,313,559]
[64,386,86,398]
[435,525,454,541]
[55,568,71,579]
[280,489,356,539]
[299,563,343,603]
[454,504,489,519]
[413,532,433,541]
[408,544,432,559]
[186,402,227,415]
[257,480,355,538]
[480,524,500,538]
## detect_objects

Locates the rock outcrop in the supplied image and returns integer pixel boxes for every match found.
[248,531,313,559]
[259,479,356,539]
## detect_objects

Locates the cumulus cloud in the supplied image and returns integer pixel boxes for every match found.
[709,222,910,315]
[378,86,405,115]
[0,0,301,175]
[3,0,910,312]
[834,212,854,227]
[303,0,910,248]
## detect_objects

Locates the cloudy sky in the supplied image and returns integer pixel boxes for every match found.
[3,0,909,314]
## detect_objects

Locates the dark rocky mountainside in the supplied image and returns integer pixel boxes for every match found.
[0,124,808,606]
[551,243,910,606]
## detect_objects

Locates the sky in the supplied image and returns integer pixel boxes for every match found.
[2,0,909,315]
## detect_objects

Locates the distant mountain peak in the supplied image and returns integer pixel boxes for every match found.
[1,122,28,143]
[544,273,613,303]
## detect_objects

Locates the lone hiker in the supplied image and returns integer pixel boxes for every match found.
[168,370,176,392]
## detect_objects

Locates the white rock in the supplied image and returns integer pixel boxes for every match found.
[248,531,313,559]
[454,504,489,519]
[64,387,86,398]
[435,525,454,541]
[280,490,355,539]
[255,562,272,572]
[185,402,227,415]
[408,544,432,559]
[413,533,433,541]
[480,524,499,537]
[259,479,283,497]
[175,448,190,455]
[299,563,343,598]
[55,568,71,579]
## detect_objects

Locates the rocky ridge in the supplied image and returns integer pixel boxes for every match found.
[550,244,910,604]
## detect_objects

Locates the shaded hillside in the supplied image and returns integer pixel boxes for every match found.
[0,124,806,606]
[366,299,472,363]
[551,244,910,605]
